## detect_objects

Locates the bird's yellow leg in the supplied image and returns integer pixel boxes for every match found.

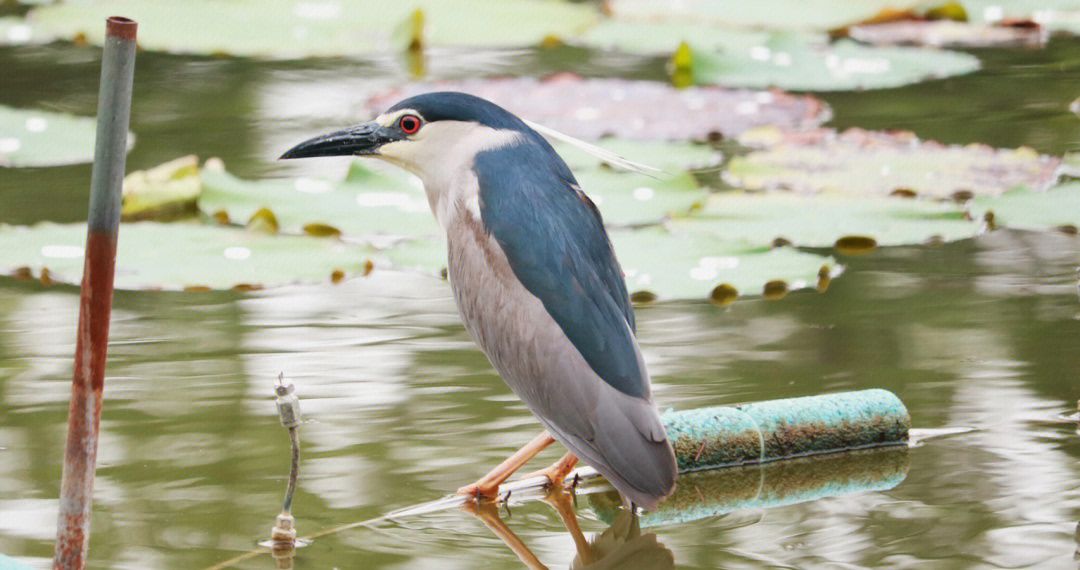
[520,451,579,487]
[541,487,595,565]
[460,501,548,570]
[458,430,556,500]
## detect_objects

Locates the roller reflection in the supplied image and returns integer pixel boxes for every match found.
[591,445,909,527]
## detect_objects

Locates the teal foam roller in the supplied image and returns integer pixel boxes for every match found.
[0,554,37,570]
[661,389,909,472]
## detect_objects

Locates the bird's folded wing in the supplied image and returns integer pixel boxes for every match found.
[473,145,648,400]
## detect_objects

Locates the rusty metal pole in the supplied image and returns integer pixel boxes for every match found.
[53,16,136,570]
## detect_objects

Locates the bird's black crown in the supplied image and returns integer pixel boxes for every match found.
[387,92,531,133]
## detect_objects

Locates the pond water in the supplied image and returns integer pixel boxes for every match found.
[1,31,1079,570]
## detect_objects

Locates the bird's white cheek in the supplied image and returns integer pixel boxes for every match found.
[375,140,413,166]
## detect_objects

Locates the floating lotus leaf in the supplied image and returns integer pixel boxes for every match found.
[27,0,597,58]
[610,227,838,302]
[365,76,830,141]
[726,127,1062,198]
[578,20,764,55]
[969,183,1080,232]
[199,161,440,239]
[601,0,923,31]
[0,222,376,290]
[686,34,980,91]
[962,0,1080,33]
[0,106,131,168]
[578,22,979,91]
[0,17,48,46]
[121,155,201,221]
[380,237,446,272]
[576,171,707,226]
[846,20,1047,48]
[686,191,981,250]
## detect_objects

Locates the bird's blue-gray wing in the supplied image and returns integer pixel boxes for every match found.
[473,142,645,399]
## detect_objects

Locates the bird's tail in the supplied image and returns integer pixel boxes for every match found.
[546,391,677,510]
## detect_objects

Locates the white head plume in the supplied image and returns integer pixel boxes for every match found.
[523,119,664,178]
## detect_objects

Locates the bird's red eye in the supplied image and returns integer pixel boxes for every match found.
[399,114,422,134]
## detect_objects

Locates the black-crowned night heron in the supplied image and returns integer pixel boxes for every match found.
[281,92,677,509]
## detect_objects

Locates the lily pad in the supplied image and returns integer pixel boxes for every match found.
[685,34,980,91]
[0,17,48,46]
[121,155,201,221]
[610,227,838,302]
[685,191,982,251]
[970,183,1080,232]
[0,106,131,168]
[365,75,830,141]
[577,171,707,226]
[380,237,446,272]
[27,0,597,58]
[577,22,979,91]
[601,0,924,31]
[846,20,1047,49]
[726,127,1062,199]
[0,222,376,290]
[200,161,440,239]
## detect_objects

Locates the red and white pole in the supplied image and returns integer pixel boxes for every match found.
[53,16,136,570]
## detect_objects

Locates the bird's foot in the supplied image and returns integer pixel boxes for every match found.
[519,452,578,488]
[457,480,502,501]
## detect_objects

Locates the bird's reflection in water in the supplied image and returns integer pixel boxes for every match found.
[462,488,674,570]
[461,445,914,569]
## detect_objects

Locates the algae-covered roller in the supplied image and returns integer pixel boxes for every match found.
[590,446,910,527]
[662,389,910,472]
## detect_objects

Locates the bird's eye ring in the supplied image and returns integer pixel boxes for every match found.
[399,114,422,135]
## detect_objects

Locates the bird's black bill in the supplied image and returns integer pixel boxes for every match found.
[279,121,402,160]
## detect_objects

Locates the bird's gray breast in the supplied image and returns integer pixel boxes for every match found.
[444,204,600,419]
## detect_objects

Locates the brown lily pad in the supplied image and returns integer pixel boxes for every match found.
[726,127,1063,199]
[847,19,1047,48]
[365,74,830,142]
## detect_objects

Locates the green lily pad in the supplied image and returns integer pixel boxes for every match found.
[121,155,201,221]
[0,106,132,168]
[27,0,597,58]
[576,171,707,226]
[0,17,48,46]
[686,34,980,91]
[610,227,838,302]
[969,183,1080,232]
[726,127,1062,199]
[200,161,439,238]
[380,237,446,272]
[601,0,923,31]
[578,20,768,55]
[685,191,981,251]
[365,76,830,141]
[578,22,979,91]
[0,222,376,290]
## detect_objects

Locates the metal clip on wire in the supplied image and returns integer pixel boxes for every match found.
[271,373,301,558]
